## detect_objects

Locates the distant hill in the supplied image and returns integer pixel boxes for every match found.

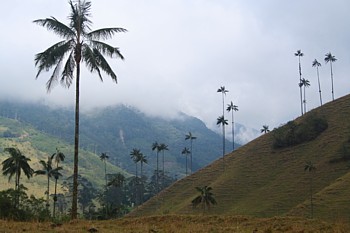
[128,94,350,220]
[0,116,126,196]
[0,101,242,177]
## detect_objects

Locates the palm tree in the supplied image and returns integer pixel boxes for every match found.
[185,132,197,174]
[260,125,270,134]
[217,86,229,117]
[159,143,169,189]
[138,153,147,203]
[151,142,161,192]
[312,59,322,106]
[300,78,311,113]
[35,156,63,209]
[304,161,316,219]
[217,115,228,170]
[2,148,34,192]
[192,186,217,212]
[100,152,109,188]
[33,0,126,219]
[181,147,191,176]
[324,52,337,101]
[226,101,238,151]
[52,148,65,218]
[130,149,142,179]
[295,50,304,115]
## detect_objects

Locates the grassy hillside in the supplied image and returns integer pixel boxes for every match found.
[0,117,127,197]
[129,94,350,220]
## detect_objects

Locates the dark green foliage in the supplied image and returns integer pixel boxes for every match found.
[0,187,49,221]
[273,113,328,149]
[192,186,217,211]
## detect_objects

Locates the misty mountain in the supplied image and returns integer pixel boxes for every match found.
[0,100,252,176]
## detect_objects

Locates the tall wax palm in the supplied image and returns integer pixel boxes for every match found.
[181,147,191,176]
[300,78,311,113]
[138,153,147,203]
[130,149,142,179]
[192,186,217,212]
[260,125,270,134]
[304,161,316,218]
[2,148,34,192]
[217,86,229,118]
[324,52,337,101]
[35,156,63,209]
[185,132,197,174]
[159,143,169,176]
[34,0,126,219]
[151,142,161,192]
[312,59,322,106]
[100,152,109,188]
[226,101,238,151]
[295,50,304,115]
[52,148,65,218]
[217,115,228,170]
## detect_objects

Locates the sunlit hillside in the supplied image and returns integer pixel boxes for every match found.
[129,94,350,220]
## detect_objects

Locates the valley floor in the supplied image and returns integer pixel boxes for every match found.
[0,215,349,233]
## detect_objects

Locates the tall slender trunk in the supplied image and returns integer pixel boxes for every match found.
[330,62,334,101]
[190,141,193,174]
[162,151,165,189]
[46,175,50,209]
[231,111,234,151]
[222,122,226,171]
[303,85,306,113]
[298,59,303,115]
[317,67,322,106]
[53,177,58,218]
[71,62,80,220]
[156,151,159,192]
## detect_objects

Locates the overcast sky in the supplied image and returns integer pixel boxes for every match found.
[1,0,349,135]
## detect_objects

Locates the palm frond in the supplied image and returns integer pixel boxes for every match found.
[92,48,117,82]
[88,27,127,40]
[34,40,73,79]
[91,40,124,59]
[82,45,102,80]
[33,17,75,39]
[61,52,75,88]
[69,0,92,34]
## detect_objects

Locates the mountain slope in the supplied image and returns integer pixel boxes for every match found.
[0,116,126,196]
[128,94,350,219]
[0,102,239,176]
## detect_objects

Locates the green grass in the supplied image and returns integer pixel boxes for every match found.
[129,94,350,220]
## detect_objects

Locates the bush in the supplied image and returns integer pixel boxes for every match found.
[273,113,328,149]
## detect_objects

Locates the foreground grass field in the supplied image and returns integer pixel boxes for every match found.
[0,215,349,233]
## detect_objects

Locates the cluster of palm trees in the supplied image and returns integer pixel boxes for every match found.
[1,147,65,218]
[294,50,337,116]
[216,86,239,168]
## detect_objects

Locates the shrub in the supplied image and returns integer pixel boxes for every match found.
[273,113,328,149]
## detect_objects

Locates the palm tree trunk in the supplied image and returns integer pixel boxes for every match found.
[190,141,193,174]
[231,111,234,151]
[222,123,225,171]
[156,152,159,192]
[72,62,80,220]
[185,155,188,176]
[53,178,58,218]
[298,59,303,115]
[304,85,306,113]
[330,62,334,101]
[47,175,50,209]
[317,67,322,106]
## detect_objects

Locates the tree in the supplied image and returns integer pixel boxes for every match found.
[304,161,316,218]
[217,86,229,118]
[295,50,304,115]
[34,156,63,210]
[51,148,65,218]
[34,0,126,219]
[181,147,191,176]
[2,148,34,192]
[100,152,109,188]
[217,115,228,170]
[130,149,142,179]
[312,59,322,106]
[185,132,197,174]
[151,142,161,192]
[324,52,337,101]
[226,101,238,151]
[300,78,311,113]
[159,143,169,180]
[260,125,270,134]
[192,186,217,212]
